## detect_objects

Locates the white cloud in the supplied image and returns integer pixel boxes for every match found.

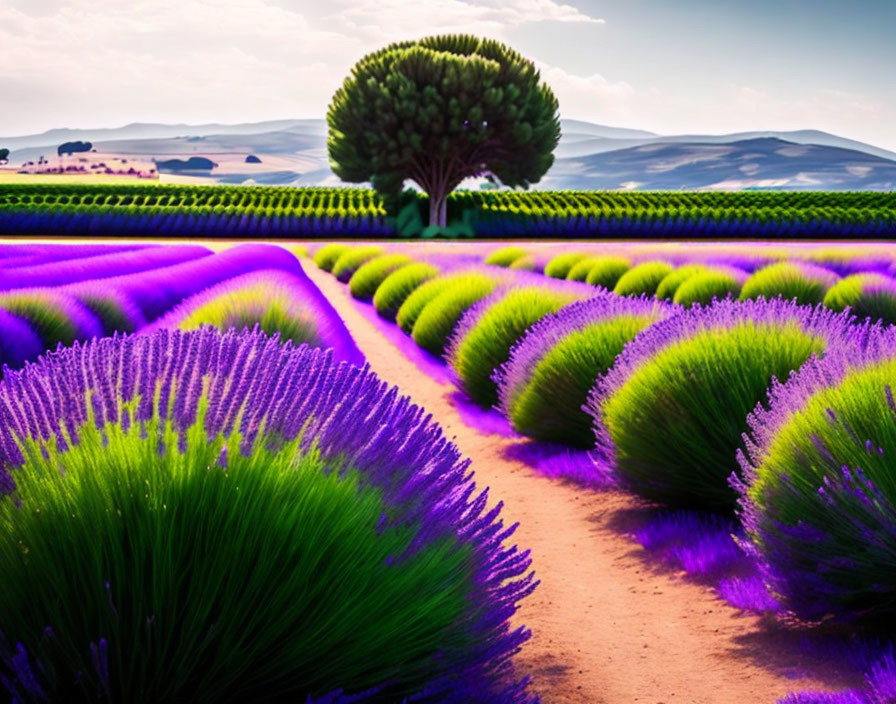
[1,0,893,155]
[533,63,637,123]
[326,0,601,37]
[0,0,603,134]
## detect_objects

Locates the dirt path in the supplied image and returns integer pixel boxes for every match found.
[305,264,858,704]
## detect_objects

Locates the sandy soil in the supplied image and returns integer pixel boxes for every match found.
[304,263,860,704]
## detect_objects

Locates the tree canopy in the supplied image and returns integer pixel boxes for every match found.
[0,148,8,163]
[327,34,561,230]
[57,141,92,157]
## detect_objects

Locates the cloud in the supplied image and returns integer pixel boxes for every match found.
[325,0,601,37]
[1,0,893,155]
[0,0,603,134]
[533,63,637,123]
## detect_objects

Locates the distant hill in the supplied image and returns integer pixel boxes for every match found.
[3,118,895,191]
[543,137,896,191]
[1,119,327,152]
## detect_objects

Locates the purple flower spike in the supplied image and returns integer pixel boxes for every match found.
[0,245,210,291]
[591,298,867,477]
[0,309,43,373]
[493,292,676,447]
[144,268,363,367]
[0,328,537,703]
[737,319,896,625]
[86,244,304,321]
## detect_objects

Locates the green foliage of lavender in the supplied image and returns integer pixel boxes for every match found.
[313,243,352,272]
[485,247,529,268]
[503,314,658,447]
[613,261,674,297]
[544,252,588,280]
[601,321,824,508]
[824,273,896,326]
[412,278,498,355]
[348,253,413,300]
[0,329,536,703]
[582,257,631,289]
[741,348,896,624]
[397,272,495,335]
[672,271,742,307]
[655,264,708,301]
[373,262,440,321]
[740,262,839,306]
[331,246,384,283]
[449,287,578,408]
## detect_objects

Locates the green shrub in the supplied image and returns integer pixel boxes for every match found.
[740,350,896,623]
[331,245,384,283]
[496,296,670,447]
[740,261,839,305]
[565,257,601,282]
[397,272,496,334]
[449,287,580,407]
[313,243,352,271]
[282,243,309,259]
[508,254,536,271]
[163,271,325,348]
[484,246,528,268]
[590,299,857,510]
[673,270,742,306]
[613,261,674,297]
[655,264,707,301]
[823,273,896,325]
[0,291,101,349]
[373,262,440,320]
[544,252,588,279]
[348,253,414,300]
[411,278,498,355]
[0,329,535,702]
[582,257,631,289]
[63,283,146,336]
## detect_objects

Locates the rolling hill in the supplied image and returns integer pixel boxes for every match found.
[3,119,894,191]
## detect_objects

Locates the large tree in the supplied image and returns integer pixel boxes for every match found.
[327,34,561,229]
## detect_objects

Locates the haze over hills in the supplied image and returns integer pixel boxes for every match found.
[3,118,895,191]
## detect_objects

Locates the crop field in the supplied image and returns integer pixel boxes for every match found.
[3,184,896,238]
[2,237,896,703]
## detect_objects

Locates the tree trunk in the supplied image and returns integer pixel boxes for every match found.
[428,190,448,229]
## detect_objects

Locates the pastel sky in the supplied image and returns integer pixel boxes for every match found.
[2,0,894,151]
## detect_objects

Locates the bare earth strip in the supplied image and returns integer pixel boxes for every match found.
[305,263,859,704]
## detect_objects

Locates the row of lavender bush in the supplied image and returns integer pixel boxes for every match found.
[485,245,896,325]
[322,242,896,703]
[0,243,538,702]
[0,243,363,371]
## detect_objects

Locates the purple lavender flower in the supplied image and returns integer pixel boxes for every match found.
[0,289,103,352]
[88,243,303,321]
[0,328,536,703]
[0,245,211,290]
[0,309,43,373]
[494,293,675,446]
[588,298,867,510]
[145,268,363,366]
[736,322,896,624]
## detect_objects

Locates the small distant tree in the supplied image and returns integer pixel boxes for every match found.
[327,34,561,229]
[0,148,9,164]
[57,141,92,157]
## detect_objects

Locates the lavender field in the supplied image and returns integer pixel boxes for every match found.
[0,239,895,703]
